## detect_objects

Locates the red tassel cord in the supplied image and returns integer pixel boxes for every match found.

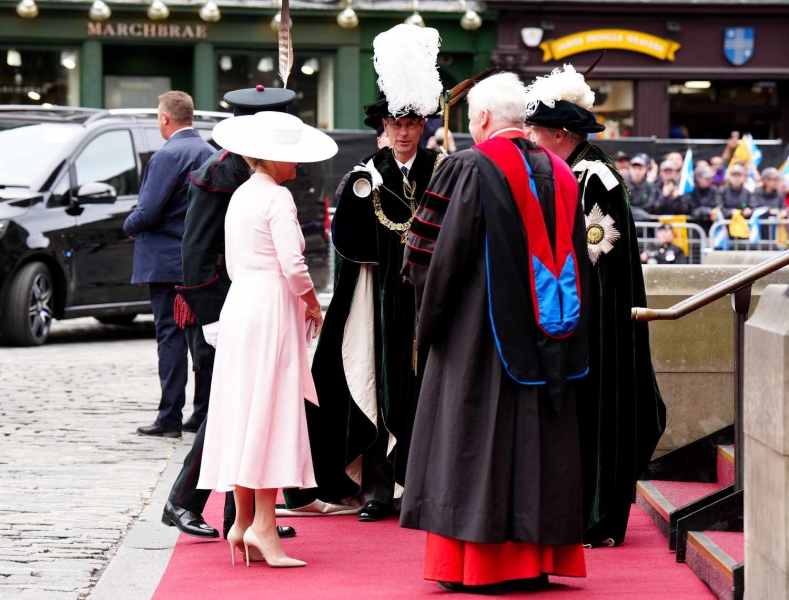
[173,294,197,329]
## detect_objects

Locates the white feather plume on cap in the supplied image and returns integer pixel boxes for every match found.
[373,24,443,119]
[524,64,595,118]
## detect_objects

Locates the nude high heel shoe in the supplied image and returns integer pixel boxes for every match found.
[243,527,306,568]
[227,525,244,565]
[228,524,265,564]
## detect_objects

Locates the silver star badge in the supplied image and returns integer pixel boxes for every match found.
[585,204,620,265]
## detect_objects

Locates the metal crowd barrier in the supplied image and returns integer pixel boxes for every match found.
[634,221,709,264]
[708,218,789,252]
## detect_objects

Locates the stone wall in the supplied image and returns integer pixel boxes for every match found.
[643,265,789,453]
[743,284,789,599]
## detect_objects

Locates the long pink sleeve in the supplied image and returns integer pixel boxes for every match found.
[268,192,314,296]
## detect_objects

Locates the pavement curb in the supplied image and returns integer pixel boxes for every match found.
[87,434,194,600]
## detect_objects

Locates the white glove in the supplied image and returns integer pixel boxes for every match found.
[202,321,220,348]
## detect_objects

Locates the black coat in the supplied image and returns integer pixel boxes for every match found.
[628,179,653,209]
[644,243,688,264]
[179,150,249,371]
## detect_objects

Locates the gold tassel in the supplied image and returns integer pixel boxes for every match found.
[442,90,451,156]
[412,315,419,374]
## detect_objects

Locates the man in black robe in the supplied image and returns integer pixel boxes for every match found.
[281,22,444,523]
[282,100,441,521]
[401,72,589,595]
[524,64,666,548]
[162,87,297,541]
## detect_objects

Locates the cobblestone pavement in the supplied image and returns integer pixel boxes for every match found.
[0,259,332,600]
[0,316,185,600]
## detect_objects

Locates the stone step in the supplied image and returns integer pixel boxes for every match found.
[717,445,735,487]
[686,531,744,600]
[635,479,733,547]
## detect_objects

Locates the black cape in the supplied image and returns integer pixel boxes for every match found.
[569,142,666,546]
[284,145,441,508]
[178,150,249,371]
[400,144,588,545]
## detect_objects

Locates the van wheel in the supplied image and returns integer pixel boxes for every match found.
[2,262,54,346]
[96,314,137,326]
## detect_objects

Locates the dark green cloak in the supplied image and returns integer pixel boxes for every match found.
[284,145,441,509]
[568,142,667,546]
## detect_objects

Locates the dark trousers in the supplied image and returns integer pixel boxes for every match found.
[192,370,211,423]
[168,323,235,535]
[361,404,395,505]
[149,283,188,431]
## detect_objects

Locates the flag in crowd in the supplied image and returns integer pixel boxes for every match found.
[728,210,750,239]
[712,207,730,250]
[677,148,695,195]
[776,223,789,249]
[748,206,770,243]
[729,133,762,192]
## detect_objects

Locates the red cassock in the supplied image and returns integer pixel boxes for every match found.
[424,534,587,586]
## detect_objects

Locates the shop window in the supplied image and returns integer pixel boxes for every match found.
[0,48,80,107]
[104,76,171,110]
[587,80,633,138]
[75,130,139,196]
[216,51,334,129]
[669,81,780,139]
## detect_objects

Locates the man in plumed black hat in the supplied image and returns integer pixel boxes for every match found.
[161,86,297,541]
[281,23,443,523]
[523,65,666,548]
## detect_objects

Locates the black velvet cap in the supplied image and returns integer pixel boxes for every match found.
[223,86,296,117]
[526,99,605,134]
[363,97,438,130]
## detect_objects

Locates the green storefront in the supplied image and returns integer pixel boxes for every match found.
[0,2,495,131]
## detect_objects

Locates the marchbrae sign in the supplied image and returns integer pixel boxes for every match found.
[540,29,680,62]
[87,22,208,39]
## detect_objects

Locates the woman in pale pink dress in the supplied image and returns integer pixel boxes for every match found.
[197,111,338,567]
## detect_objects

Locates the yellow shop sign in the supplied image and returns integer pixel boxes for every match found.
[540,29,680,62]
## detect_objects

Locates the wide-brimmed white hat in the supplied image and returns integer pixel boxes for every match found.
[211,111,338,163]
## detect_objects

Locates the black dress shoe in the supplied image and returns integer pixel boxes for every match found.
[358,500,390,522]
[137,423,181,438]
[277,526,296,538]
[161,501,219,538]
[506,574,549,592]
[437,581,507,595]
[182,417,202,433]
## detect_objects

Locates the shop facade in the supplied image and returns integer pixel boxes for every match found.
[488,0,789,139]
[0,2,495,131]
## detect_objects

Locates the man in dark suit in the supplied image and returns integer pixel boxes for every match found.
[124,91,215,438]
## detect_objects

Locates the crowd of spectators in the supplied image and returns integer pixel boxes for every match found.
[619,135,789,223]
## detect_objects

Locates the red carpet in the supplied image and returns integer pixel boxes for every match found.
[705,531,744,564]
[649,480,723,509]
[152,494,715,599]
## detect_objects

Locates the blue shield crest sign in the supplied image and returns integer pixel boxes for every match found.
[724,28,754,66]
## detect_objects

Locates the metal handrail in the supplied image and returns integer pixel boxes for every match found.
[632,250,789,322]
[632,248,789,492]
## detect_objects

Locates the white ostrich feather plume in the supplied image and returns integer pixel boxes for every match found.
[373,24,443,119]
[524,64,596,118]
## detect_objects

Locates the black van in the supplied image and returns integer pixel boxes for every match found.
[0,106,328,346]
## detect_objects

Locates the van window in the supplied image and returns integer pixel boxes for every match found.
[75,130,139,196]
